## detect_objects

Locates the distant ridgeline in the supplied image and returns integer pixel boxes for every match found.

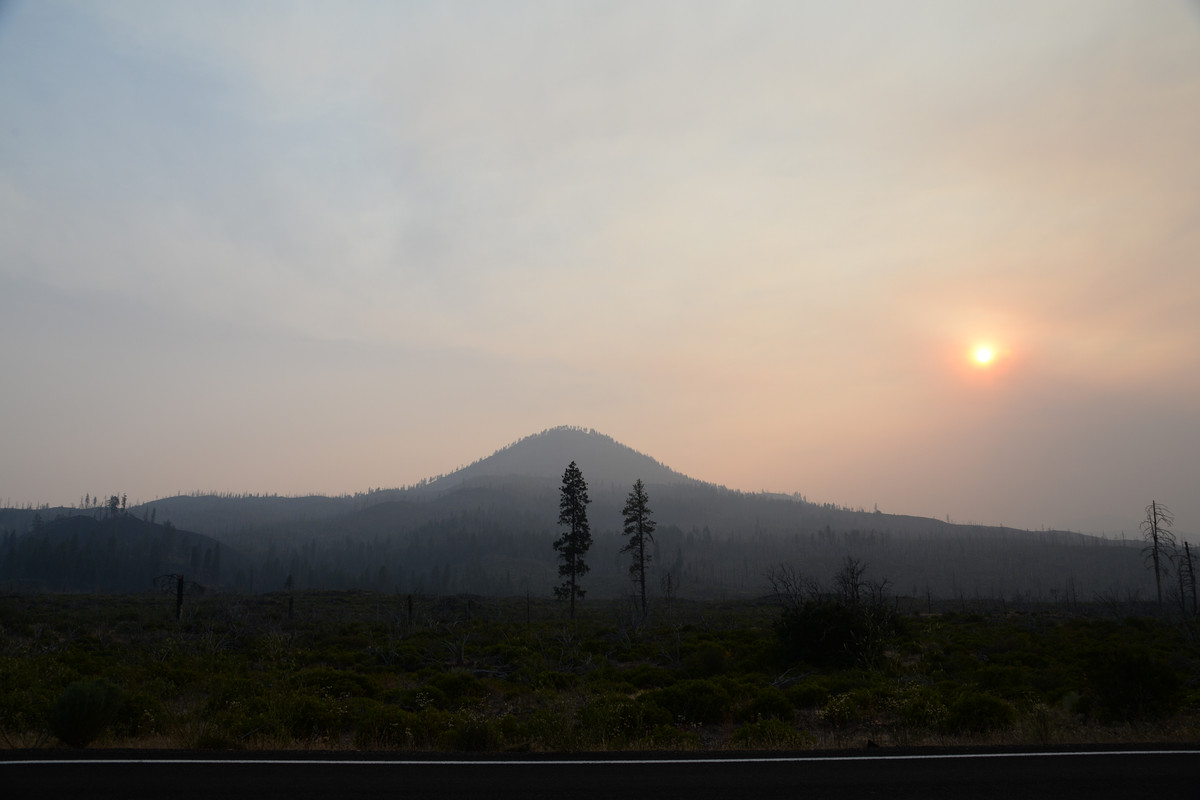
[0,512,234,594]
[0,427,1152,600]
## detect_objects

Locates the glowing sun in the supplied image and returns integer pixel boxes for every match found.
[972,345,996,366]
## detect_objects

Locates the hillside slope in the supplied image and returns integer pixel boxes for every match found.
[415,426,697,493]
[0,513,243,592]
[1,427,1152,599]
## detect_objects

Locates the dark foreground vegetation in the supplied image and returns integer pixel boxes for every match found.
[1,590,1198,752]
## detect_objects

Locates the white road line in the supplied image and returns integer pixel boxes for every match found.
[2,751,1198,766]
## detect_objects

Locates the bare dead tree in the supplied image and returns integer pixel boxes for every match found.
[834,556,868,606]
[766,564,820,611]
[1178,541,1197,619]
[154,573,205,620]
[1141,501,1177,611]
[660,571,678,611]
[866,574,892,606]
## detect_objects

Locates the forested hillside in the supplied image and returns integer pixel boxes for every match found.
[0,427,1157,600]
[0,513,237,593]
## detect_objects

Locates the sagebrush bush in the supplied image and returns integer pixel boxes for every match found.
[1085,646,1183,722]
[50,679,126,748]
[638,723,700,750]
[888,684,947,732]
[942,693,1015,735]
[279,694,339,740]
[683,642,727,677]
[643,679,732,724]
[351,701,414,749]
[785,680,830,710]
[817,690,869,730]
[580,695,672,746]
[776,600,902,669]
[295,666,378,700]
[731,718,812,750]
[112,688,167,739]
[618,664,677,689]
[429,670,487,703]
[536,671,581,691]
[738,686,793,722]
[442,718,493,751]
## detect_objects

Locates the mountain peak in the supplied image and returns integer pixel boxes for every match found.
[426,426,696,490]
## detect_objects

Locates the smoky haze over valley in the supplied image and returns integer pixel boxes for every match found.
[1,2,1198,538]
[0,428,1160,602]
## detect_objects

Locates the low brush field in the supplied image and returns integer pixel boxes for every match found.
[1,591,1197,751]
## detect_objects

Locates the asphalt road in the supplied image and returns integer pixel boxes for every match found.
[3,749,1198,800]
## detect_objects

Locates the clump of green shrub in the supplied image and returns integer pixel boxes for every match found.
[441,717,494,751]
[191,725,241,750]
[427,671,487,705]
[816,690,870,731]
[352,702,413,748]
[942,692,1015,736]
[295,666,378,700]
[399,685,448,711]
[353,701,451,749]
[737,686,793,722]
[683,642,727,677]
[536,671,581,691]
[1085,646,1183,722]
[731,718,813,749]
[579,695,672,746]
[637,724,700,750]
[618,664,677,689]
[279,693,339,741]
[785,679,830,710]
[775,600,902,669]
[50,678,126,748]
[642,679,731,724]
[113,688,167,739]
[887,684,947,733]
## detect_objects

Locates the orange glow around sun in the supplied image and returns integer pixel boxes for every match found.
[952,339,1016,386]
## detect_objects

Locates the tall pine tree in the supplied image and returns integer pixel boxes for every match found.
[553,461,592,619]
[621,478,656,615]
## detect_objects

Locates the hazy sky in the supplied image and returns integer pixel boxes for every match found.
[2,1,1198,536]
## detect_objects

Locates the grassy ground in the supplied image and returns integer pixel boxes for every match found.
[1,591,1197,751]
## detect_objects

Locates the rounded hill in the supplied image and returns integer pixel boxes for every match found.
[421,426,698,491]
